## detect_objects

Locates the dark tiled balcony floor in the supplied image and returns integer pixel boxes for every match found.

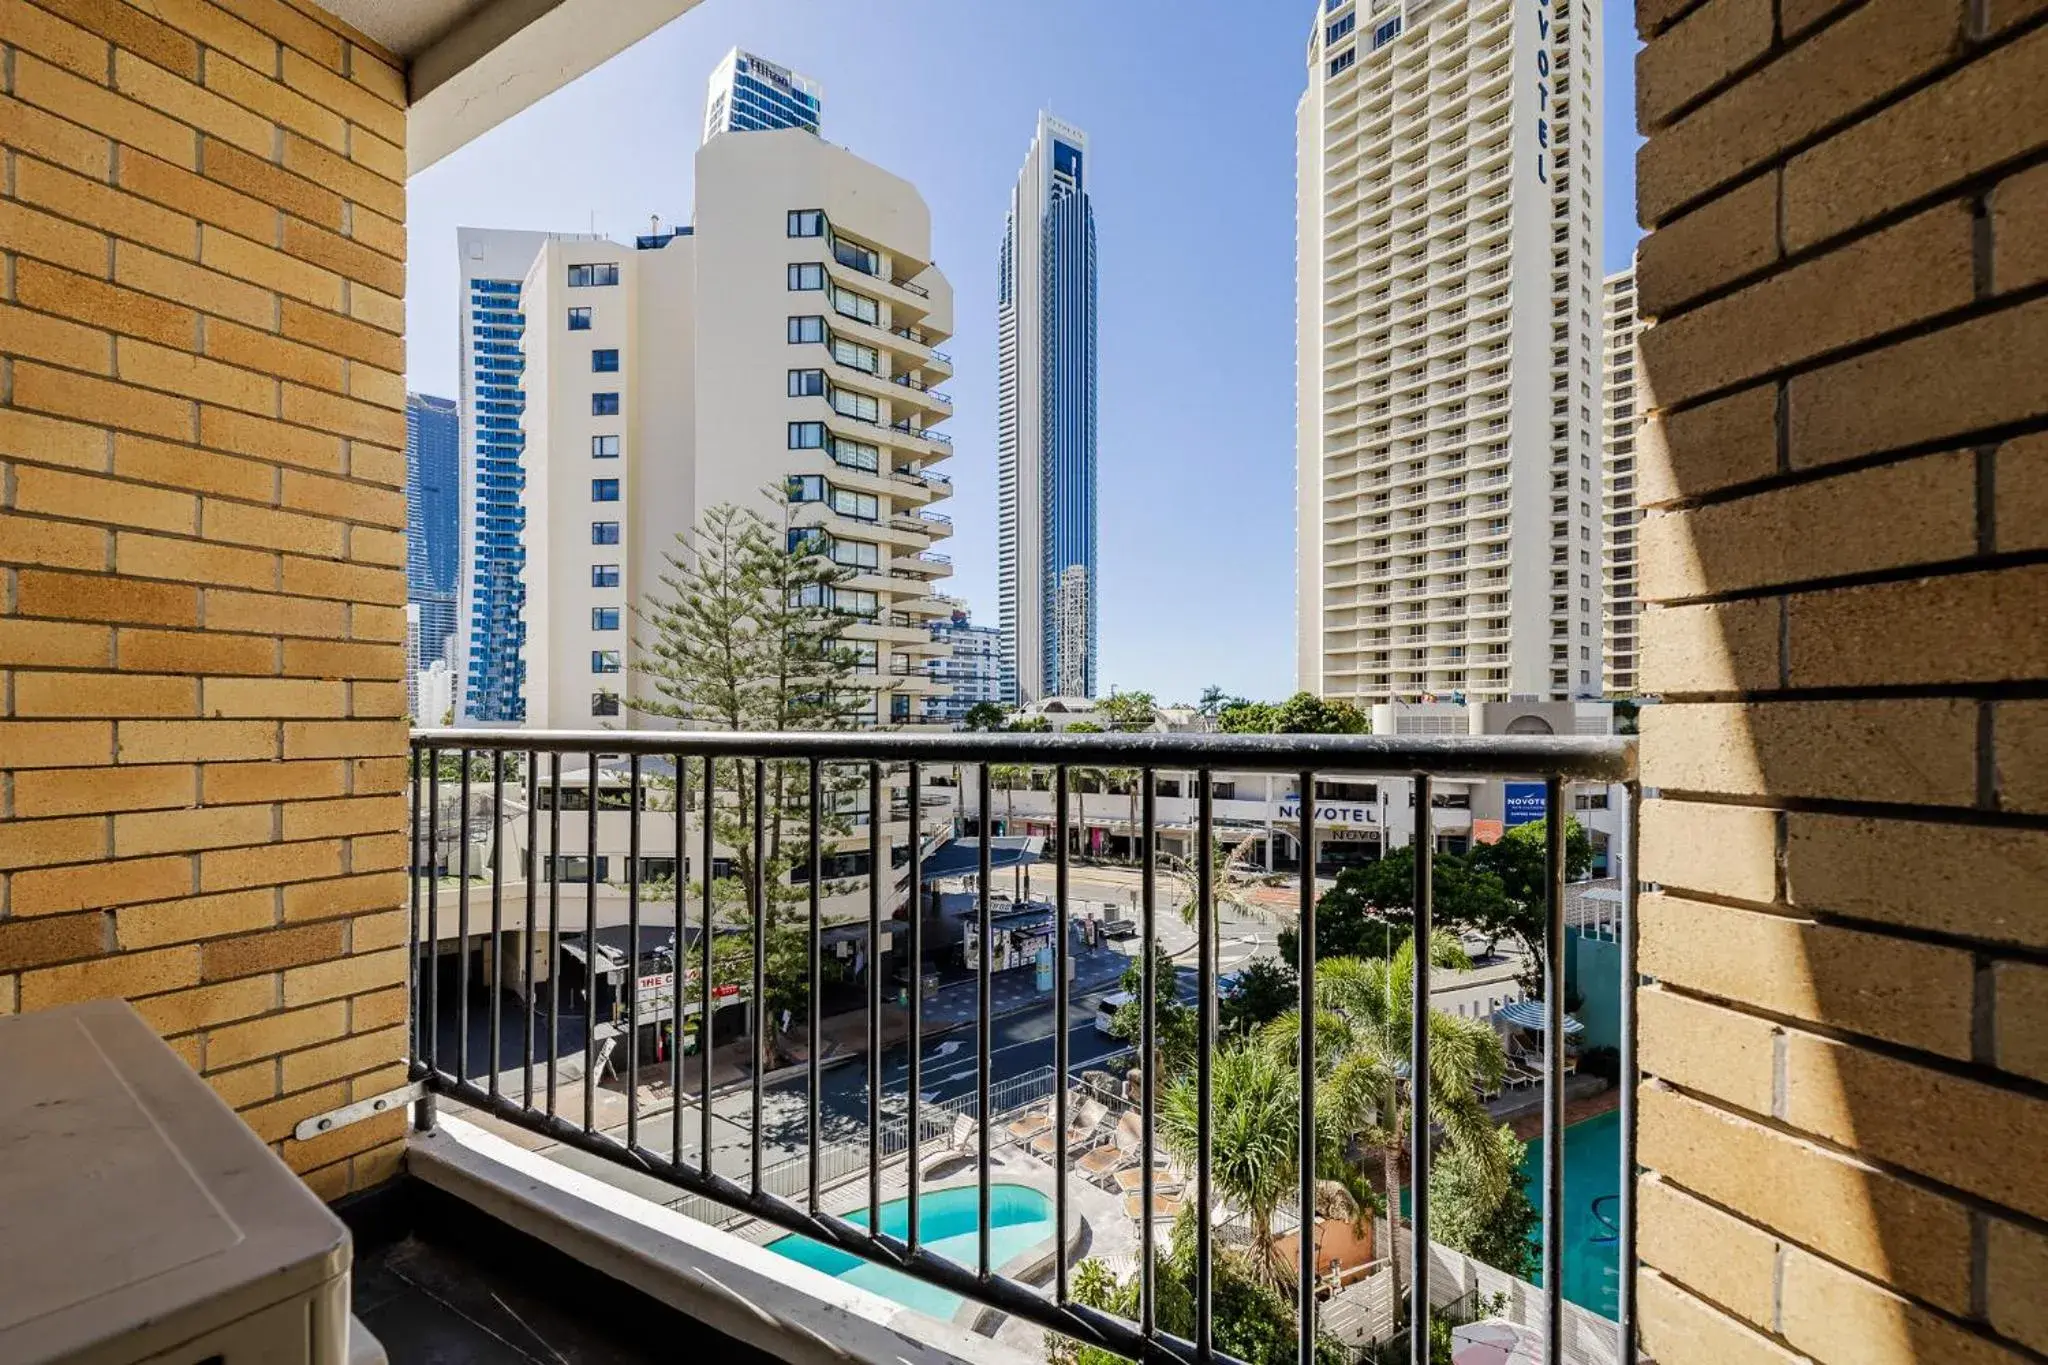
[342,1178,779,1364]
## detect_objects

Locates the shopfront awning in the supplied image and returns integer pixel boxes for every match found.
[918,836,1042,883]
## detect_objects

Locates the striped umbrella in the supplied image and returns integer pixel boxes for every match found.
[1493,999,1585,1034]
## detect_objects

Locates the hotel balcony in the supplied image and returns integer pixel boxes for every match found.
[0,5,2039,1365]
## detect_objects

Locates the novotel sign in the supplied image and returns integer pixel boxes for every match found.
[1534,0,1555,186]
[1276,802,1378,827]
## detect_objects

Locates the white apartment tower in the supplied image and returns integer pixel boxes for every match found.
[1297,0,1604,704]
[465,131,956,730]
[1601,266,1640,695]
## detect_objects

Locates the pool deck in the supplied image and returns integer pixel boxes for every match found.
[1503,1082,1618,1141]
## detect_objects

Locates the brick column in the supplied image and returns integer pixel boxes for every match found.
[1,0,410,1197]
[1633,2,2047,1362]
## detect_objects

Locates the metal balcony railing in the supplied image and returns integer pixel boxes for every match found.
[406,729,1639,1365]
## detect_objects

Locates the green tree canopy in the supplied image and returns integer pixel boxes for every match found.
[1219,691,1371,735]
[959,700,1009,731]
[1096,690,1158,731]
[1429,1122,1539,1279]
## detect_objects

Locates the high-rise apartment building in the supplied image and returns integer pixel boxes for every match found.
[406,392,460,677]
[702,48,822,144]
[923,611,1003,726]
[998,113,1099,704]
[1296,0,1604,704]
[1601,265,1640,695]
[456,226,550,723]
[475,129,954,729]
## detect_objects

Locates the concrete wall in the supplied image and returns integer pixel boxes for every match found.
[0,0,411,1196]
[1632,1,2048,1360]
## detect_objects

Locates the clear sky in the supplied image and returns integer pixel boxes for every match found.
[406,0,1643,706]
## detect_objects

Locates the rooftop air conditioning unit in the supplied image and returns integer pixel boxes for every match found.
[0,1000,374,1365]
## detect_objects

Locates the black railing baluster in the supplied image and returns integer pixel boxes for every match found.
[1195,768,1214,1362]
[907,760,923,1254]
[809,758,824,1217]
[458,749,472,1085]
[1542,774,1567,1364]
[524,749,538,1111]
[408,745,423,1111]
[1140,771,1157,1340]
[672,760,687,1167]
[977,761,993,1279]
[584,753,600,1135]
[1054,764,1072,1301]
[867,760,883,1236]
[427,753,440,1077]
[1410,773,1433,1365]
[700,754,715,1179]
[489,751,505,1101]
[1297,768,1316,1365]
[626,754,642,1152]
[751,757,767,1195]
[548,754,562,1118]
[1619,780,1641,1364]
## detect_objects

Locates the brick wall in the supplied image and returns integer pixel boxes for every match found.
[1634,1,2047,1362]
[0,0,410,1198]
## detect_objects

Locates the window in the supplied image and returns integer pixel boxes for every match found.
[834,588,879,617]
[828,487,878,520]
[567,307,591,330]
[1372,14,1402,47]
[591,564,620,588]
[567,263,619,287]
[545,855,609,883]
[591,521,620,545]
[592,608,620,631]
[832,287,878,324]
[1328,48,1355,76]
[591,392,619,415]
[830,388,879,422]
[833,239,877,275]
[831,337,878,372]
[591,478,619,502]
[1326,13,1354,42]
[591,434,620,458]
[591,650,621,673]
[830,539,879,569]
[592,348,619,372]
[787,475,824,503]
[787,316,828,347]
[788,421,826,449]
[787,209,824,237]
[788,262,826,291]
[788,368,825,397]
[832,438,879,472]
[591,693,620,718]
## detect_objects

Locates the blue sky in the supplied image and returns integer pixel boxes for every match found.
[406,0,1642,706]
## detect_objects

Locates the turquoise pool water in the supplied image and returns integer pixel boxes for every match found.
[1402,1109,1622,1319]
[1522,1108,1622,1318]
[764,1183,1056,1322]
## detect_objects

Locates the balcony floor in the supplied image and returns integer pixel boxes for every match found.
[342,1176,780,1364]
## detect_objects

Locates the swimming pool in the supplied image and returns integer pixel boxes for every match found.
[764,1183,1057,1322]
[1400,1108,1622,1319]
[1521,1108,1622,1318]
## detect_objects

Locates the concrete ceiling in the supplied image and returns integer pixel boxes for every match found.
[314,0,705,175]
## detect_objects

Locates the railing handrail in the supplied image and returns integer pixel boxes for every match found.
[412,726,1635,780]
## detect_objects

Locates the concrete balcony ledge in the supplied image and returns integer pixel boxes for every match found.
[408,1114,1037,1365]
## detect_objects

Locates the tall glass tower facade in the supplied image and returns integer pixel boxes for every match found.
[456,227,548,724]
[998,113,1098,703]
[404,392,460,678]
[702,48,822,144]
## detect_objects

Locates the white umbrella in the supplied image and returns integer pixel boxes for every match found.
[1451,1318,1543,1365]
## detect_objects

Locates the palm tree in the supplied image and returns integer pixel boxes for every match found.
[1158,833,1282,938]
[988,763,1031,835]
[1261,931,1509,1329]
[1158,1038,1377,1288]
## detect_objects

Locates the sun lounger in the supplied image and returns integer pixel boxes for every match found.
[1112,1161,1180,1195]
[1124,1191,1182,1222]
[1006,1110,1052,1141]
[1030,1123,1096,1158]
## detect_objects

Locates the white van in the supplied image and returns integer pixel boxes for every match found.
[1095,991,1134,1036]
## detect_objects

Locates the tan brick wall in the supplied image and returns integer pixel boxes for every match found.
[0,0,408,1199]
[1634,2,2047,1361]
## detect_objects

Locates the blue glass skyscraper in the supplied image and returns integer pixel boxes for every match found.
[998,113,1098,703]
[405,392,459,679]
[456,227,547,724]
